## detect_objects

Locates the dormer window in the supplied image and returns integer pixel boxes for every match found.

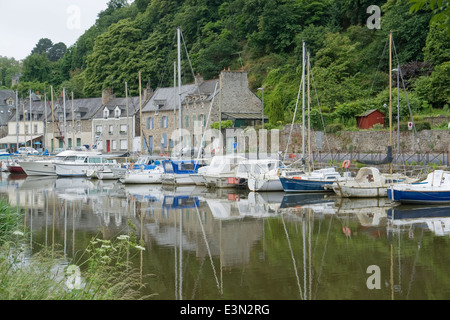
[103,107,109,119]
[114,106,121,119]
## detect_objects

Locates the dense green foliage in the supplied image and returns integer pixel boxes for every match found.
[2,0,449,127]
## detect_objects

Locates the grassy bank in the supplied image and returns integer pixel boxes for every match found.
[0,199,149,300]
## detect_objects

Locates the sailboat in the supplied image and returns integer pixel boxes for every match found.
[331,33,416,198]
[279,42,351,193]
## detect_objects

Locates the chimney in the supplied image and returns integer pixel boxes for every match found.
[195,73,204,86]
[143,84,154,101]
[102,88,114,105]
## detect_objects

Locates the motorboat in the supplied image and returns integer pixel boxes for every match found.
[19,149,88,176]
[189,165,209,186]
[387,170,450,204]
[160,159,201,185]
[54,152,117,177]
[203,155,246,188]
[332,166,417,198]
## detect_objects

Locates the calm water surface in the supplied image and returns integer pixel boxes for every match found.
[2,172,449,300]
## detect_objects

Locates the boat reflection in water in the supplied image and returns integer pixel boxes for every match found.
[2,172,450,300]
[387,205,450,236]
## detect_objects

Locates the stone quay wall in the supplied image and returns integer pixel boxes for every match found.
[279,124,450,155]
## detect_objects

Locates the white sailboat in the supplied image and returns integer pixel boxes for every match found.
[331,33,416,198]
[244,158,284,192]
[332,166,416,198]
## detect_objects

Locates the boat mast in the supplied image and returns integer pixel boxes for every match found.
[302,41,306,165]
[389,32,393,174]
[307,50,311,174]
[63,87,67,149]
[29,89,32,154]
[71,91,75,149]
[50,86,55,153]
[139,71,143,154]
[125,81,130,153]
[177,27,183,152]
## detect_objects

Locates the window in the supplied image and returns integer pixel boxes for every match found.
[77,121,81,133]
[68,123,72,133]
[120,124,127,134]
[33,124,38,134]
[103,107,109,119]
[109,125,113,134]
[147,117,153,130]
[120,139,128,150]
[114,107,120,119]
[165,116,168,128]
[112,140,117,150]
[96,125,102,135]
[185,116,189,128]
[200,114,205,126]
[76,138,81,146]
[25,125,29,134]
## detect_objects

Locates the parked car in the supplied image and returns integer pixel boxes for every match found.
[17,147,39,155]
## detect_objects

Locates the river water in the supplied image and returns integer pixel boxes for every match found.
[1,172,449,300]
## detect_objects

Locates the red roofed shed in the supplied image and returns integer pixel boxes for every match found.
[356,109,385,129]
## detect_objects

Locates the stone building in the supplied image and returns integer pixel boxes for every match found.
[91,88,143,154]
[141,70,264,155]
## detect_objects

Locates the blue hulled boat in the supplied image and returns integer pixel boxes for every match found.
[387,170,450,204]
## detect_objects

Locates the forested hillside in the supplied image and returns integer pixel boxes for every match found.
[1,0,449,129]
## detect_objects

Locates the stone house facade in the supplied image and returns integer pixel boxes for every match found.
[141,70,263,155]
[91,91,142,154]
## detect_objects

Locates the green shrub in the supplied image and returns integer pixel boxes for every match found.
[326,123,344,133]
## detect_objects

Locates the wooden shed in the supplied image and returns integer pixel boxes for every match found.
[356,109,385,129]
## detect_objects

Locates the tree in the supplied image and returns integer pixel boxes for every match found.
[423,21,450,65]
[31,38,53,55]
[410,0,450,34]
[21,54,51,83]
[83,18,142,96]
[0,56,21,88]
[47,42,67,62]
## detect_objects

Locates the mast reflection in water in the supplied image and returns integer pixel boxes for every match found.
[2,172,450,300]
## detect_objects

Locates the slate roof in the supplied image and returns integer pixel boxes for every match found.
[142,78,219,113]
[91,96,141,119]
[0,90,15,105]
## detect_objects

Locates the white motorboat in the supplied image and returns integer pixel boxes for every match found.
[18,149,82,176]
[55,152,117,177]
[189,165,209,186]
[203,155,246,188]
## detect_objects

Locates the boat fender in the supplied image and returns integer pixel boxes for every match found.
[130,163,135,170]
[342,160,351,169]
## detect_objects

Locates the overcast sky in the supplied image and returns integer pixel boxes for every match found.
[0,0,110,60]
